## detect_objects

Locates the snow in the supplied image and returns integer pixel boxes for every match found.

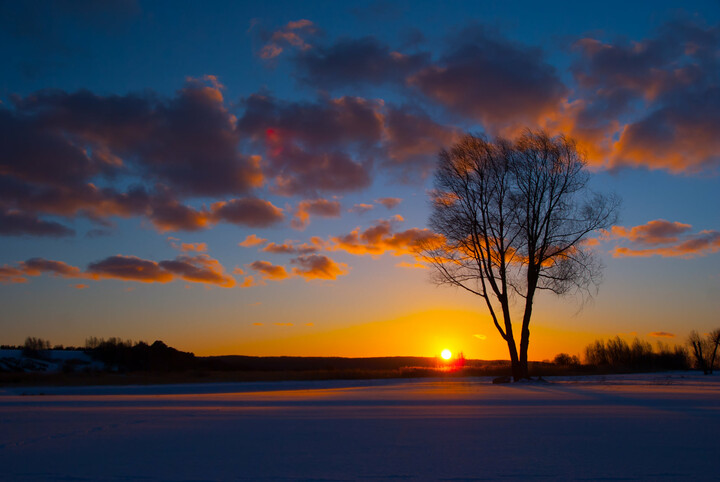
[1,373,719,480]
[0,349,100,373]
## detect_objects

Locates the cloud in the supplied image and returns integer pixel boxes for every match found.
[159,254,235,287]
[291,198,341,229]
[0,266,29,284]
[241,276,259,288]
[473,334,487,340]
[383,105,460,177]
[82,253,235,287]
[249,260,290,280]
[210,197,285,228]
[20,258,83,278]
[168,239,208,253]
[350,203,374,214]
[605,220,692,245]
[261,241,319,255]
[0,77,272,236]
[648,332,676,338]
[326,217,443,259]
[395,261,427,269]
[607,221,720,259]
[408,26,567,131]
[239,234,268,247]
[87,255,175,283]
[5,77,264,197]
[295,36,429,88]
[258,19,318,59]
[375,197,402,209]
[612,231,720,259]
[290,254,349,280]
[567,18,720,171]
[0,208,75,237]
[237,94,378,196]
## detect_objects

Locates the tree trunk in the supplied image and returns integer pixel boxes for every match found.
[518,277,537,380]
[506,336,521,381]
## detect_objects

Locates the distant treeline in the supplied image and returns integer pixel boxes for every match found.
[580,337,689,372]
[5,331,718,376]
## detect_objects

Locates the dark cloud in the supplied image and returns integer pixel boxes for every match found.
[296,36,429,89]
[159,254,235,287]
[3,77,263,197]
[237,94,378,195]
[210,197,285,228]
[567,18,720,171]
[87,255,174,283]
[408,26,567,130]
[87,253,235,286]
[0,208,74,237]
[20,258,82,277]
[291,198,341,229]
[383,105,459,177]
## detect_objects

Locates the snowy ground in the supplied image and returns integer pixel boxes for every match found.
[1,373,719,481]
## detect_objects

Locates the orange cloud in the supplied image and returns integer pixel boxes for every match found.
[605,220,692,245]
[395,261,428,269]
[74,284,89,290]
[649,332,676,338]
[612,233,720,258]
[327,217,443,259]
[249,260,290,280]
[168,238,208,253]
[349,203,374,214]
[262,241,319,255]
[608,222,720,259]
[239,234,268,247]
[291,254,349,280]
[259,19,317,59]
[375,197,402,209]
[241,276,260,288]
[0,266,29,284]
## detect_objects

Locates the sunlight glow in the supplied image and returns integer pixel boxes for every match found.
[441,349,452,360]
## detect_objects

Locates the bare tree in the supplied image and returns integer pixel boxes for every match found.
[688,329,720,374]
[422,131,619,380]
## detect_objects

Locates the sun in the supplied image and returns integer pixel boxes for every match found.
[441,349,452,360]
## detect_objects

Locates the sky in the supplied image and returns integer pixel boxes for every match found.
[1,0,719,360]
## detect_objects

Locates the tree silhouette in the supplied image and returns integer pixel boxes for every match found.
[423,131,619,380]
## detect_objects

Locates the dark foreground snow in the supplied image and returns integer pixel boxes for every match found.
[1,373,719,481]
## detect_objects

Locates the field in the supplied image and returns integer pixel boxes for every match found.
[1,373,719,480]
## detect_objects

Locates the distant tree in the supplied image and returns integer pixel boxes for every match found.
[22,337,51,358]
[423,131,619,380]
[553,353,580,366]
[688,329,720,375]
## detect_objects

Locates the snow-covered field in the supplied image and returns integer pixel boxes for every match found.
[1,373,719,481]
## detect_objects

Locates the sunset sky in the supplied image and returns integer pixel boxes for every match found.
[1,0,719,360]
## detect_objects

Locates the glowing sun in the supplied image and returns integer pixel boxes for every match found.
[441,349,452,360]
